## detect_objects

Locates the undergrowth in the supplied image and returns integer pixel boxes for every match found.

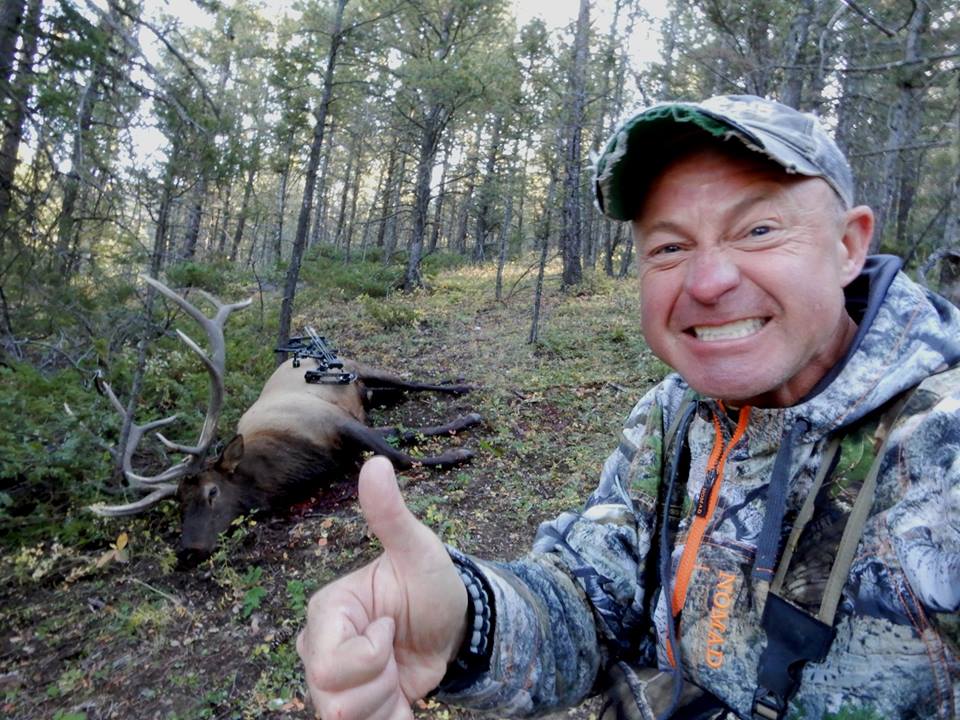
[0,249,663,720]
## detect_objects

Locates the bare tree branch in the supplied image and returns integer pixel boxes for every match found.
[839,0,897,37]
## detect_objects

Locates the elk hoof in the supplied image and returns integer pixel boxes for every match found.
[176,546,213,570]
[440,448,474,466]
[443,383,474,395]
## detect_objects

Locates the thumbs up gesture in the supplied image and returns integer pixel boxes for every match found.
[297,456,469,719]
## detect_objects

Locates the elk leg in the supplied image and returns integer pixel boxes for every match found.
[375,413,482,446]
[353,364,473,403]
[341,420,474,470]
[364,383,472,408]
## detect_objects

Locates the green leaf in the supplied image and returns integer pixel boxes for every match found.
[242,586,268,618]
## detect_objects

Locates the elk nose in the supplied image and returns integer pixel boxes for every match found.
[176,546,212,570]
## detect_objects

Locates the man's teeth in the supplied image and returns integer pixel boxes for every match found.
[693,318,765,341]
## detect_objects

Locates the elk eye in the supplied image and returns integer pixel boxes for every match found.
[206,485,220,504]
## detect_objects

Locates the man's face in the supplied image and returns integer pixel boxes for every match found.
[632,147,873,408]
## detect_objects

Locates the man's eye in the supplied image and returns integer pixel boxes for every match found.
[654,243,682,255]
[749,225,771,237]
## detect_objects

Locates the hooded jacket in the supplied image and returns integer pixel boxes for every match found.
[438,257,960,719]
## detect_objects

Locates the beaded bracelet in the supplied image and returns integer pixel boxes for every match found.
[439,550,495,688]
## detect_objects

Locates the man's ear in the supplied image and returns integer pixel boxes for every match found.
[838,205,874,286]
[216,434,244,474]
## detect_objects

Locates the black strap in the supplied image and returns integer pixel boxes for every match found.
[751,386,918,720]
[642,391,697,626]
[751,419,809,583]
[653,393,698,720]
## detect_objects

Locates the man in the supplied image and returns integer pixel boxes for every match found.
[297,96,960,719]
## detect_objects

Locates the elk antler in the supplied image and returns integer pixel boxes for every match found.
[89,275,252,517]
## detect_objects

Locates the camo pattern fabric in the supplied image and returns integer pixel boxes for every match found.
[437,261,960,719]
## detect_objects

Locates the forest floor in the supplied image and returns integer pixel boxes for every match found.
[0,256,667,720]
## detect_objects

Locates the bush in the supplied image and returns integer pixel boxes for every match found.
[299,250,403,299]
[165,259,238,294]
[421,251,471,275]
[359,294,421,329]
[0,362,113,548]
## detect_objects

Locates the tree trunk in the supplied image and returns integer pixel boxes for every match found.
[0,0,40,230]
[150,152,180,278]
[529,174,559,344]
[618,229,634,278]
[515,142,529,254]
[603,222,619,277]
[56,57,108,275]
[779,0,815,108]
[277,0,347,360]
[229,163,256,262]
[404,105,445,292]
[181,177,207,260]
[273,158,290,263]
[333,149,355,249]
[594,0,626,142]
[452,126,482,254]
[560,0,589,287]
[942,86,960,250]
[0,0,25,93]
[428,146,448,254]
[246,210,264,267]
[659,0,685,99]
[310,126,336,248]
[871,0,929,253]
[474,114,503,263]
[383,154,406,262]
[894,115,921,254]
[584,196,596,271]
[376,143,398,249]
[344,147,362,261]
[744,0,773,96]
[495,191,514,302]
[216,185,232,255]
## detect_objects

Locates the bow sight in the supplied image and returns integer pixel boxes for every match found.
[275,327,357,384]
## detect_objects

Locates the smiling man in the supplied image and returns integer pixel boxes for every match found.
[298,96,960,720]
[631,140,874,409]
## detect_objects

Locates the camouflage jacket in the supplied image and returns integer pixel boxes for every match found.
[438,256,960,719]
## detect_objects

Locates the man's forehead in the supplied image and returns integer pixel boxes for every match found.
[633,147,832,224]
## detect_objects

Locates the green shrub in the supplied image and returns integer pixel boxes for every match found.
[165,259,238,294]
[359,294,421,329]
[300,249,403,298]
[421,251,471,274]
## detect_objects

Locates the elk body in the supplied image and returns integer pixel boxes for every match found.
[93,277,480,564]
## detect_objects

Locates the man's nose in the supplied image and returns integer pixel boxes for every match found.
[682,248,740,304]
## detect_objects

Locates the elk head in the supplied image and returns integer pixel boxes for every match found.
[174,434,258,566]
[90,276,252,566]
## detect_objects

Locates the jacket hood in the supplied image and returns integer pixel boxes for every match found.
[784,255,960,436]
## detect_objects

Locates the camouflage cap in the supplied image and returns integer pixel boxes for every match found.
[593,95,855,221]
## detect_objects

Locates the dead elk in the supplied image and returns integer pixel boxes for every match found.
[91,276,480,566]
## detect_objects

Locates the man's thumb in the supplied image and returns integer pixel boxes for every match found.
[359,456,441,564]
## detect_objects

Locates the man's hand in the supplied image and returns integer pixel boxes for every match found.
[297,456,469,719]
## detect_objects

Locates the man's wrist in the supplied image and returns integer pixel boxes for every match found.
[437,549,496,691]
